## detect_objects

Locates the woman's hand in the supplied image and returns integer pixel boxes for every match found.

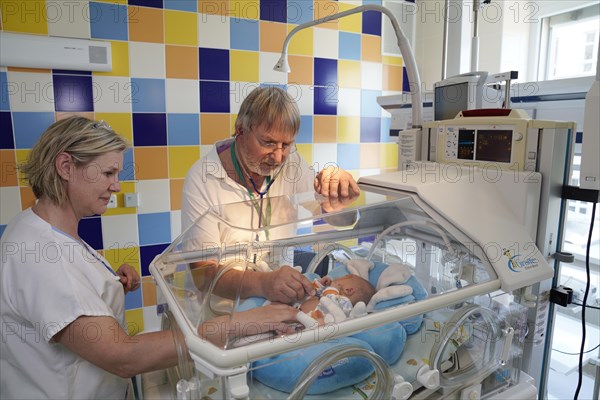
[314,166,360,199]
[259,265,315,303]
[116,263,140,294]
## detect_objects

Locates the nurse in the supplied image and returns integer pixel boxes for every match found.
[181,86,360,304]
[0,116,299,399]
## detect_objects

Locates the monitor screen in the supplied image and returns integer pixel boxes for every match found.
[475,129,513,163]
[434,82,470,121]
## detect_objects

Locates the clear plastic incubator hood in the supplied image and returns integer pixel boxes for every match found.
[149,171,550,399]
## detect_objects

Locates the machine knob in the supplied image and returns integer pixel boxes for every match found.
[416,365,440,389]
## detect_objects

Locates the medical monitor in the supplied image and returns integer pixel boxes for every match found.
[434,72,488,120]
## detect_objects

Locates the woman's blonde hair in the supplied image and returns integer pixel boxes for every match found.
[21,116,128,205]
[235,86,300,135]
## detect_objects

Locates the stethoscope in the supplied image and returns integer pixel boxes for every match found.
[230,139,277,241]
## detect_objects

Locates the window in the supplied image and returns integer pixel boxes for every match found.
[539,4,599,80]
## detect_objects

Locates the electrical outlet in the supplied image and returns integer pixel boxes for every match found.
[107,193,117,208]
[124,193,140,208]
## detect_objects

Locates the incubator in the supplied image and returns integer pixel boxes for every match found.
[147,163,550,399]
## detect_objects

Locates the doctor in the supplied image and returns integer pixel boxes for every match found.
[181,86,360,304]
[0,116,299,399]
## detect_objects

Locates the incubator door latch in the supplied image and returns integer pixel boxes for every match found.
[460,383,482,400]
[228,373,249,399]
[500,327,515,366]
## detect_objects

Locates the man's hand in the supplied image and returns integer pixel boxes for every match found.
[314,166,360,199]
[259,265,315,303]
[116,263,140,294]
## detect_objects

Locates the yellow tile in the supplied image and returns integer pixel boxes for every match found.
[314,0,338,30]
[201,114,231,145]
[15,149,30,186]
[170,179,185,211]
[125,308,144,335]
[380,143,398,170]
[230,0,259,20]
[103,181,137,216]
[230,50,259,82]
[0,150,18,187]
[383,55,403,66]
[168,146,200,179]
[94,41,129,77]
[94,0,127,4]
[338,60,360,89]
[0,0,48,34]
[296,144,312,166]
[337,116,360,143]
[129,6,164,43]
[104,247,141,276]
[134,147,169,180]
[94,113,133,145]
[165,9,198,46]
[288,25,313,56]
[338,2,361,33]
[198,0,228,16]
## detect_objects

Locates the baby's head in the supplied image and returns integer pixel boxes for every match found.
[327,274,376,305]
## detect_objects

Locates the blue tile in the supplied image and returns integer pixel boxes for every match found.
[124,289,143,310]
[1,72,10,111]
[12,112,55,149]
[53,70,91,76]
[337,144,360,170]
[0,112,14,149]
[129,0,163,8]
[313,86,337,115]
[140,243,169,276]
[339,32,361,61]
[164,0,195,12]
[199,48,229,81]
[230,19,259,51]
[0,225,6,238]
[380,116,393,143]
[200,81,230,113]
[260,0,286,23]
[361,89,382,117]
[89,2,128,41]
[314,58,337,86]
[79,216,104,250]
[360,117,381,143]
[132,113,167,146]
[167,113,199,145]
[53,74,94,112]
[403,66,410,93]
[120,148,136,181]
[131,78,166,113]
[296,115,313,143]
[138,212,171,246]
[362,9,382,36]
[288,0,313,25]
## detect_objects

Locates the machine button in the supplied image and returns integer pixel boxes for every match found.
[528,152,536,160]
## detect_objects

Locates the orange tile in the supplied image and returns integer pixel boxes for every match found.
[200,114,231,145]
[198,0,228,16]
[133,147,168,180]
[170,178,185,210]
[129,6,164,43]
[0,150,18,187]
[166,45,198,79]
[20,186,36,209]
[57,112,94,121]
[313,116,337,143]
[142,277,157,306]
[383,64,403,91]
[260,21,287,53]
[362,35,382,63]
[360,143,380,169]
[288,55,313,86]
[314,0,339,30]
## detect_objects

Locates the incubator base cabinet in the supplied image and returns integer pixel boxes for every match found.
[147,164,552,399]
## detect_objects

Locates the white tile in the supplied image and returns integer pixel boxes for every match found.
[142,306,162,333]
[313,28,339,60]
[361,62,383,90]
[166,79,199,113]
[198,14,230,49]
[230,81,261,114]
[129,42,165,78]
[7,72,55,112]
[92,76,133,113]
[101,214,139,248]
[260,52,288,85]
[170,210,181,241]
[338,88,361,116]
[0,187,21,225]
[290,84,313,115]
[47,0,91,38]
[136,179,171,214]
[312,143,338,172]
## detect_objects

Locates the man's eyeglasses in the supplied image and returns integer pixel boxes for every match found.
[254,135,297,154]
